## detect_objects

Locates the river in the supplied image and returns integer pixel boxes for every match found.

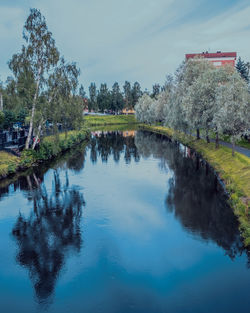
[0,130,249,313]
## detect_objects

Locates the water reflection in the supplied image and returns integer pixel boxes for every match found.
[135,131,245,259]
[90,131,140,164]
[65,143,86,172]
[0,129,248,312]
[12,170,85,302]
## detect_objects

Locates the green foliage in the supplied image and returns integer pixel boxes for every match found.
[97,83,111,112]
[213,72,250,155]
[0,111,4,127]
[19,149,37,167]
[135,58,250,155]
[123,81,132,109]
[111,82,124,112]
[236,57,249,83]
[151,84,160,98]
[131,82,142,107]
[3,110,16,129]
[0,151,19,177]
[0,130,89,179]
[89,82,98,111]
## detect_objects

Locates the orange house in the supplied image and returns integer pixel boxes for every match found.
[122,108,135,115]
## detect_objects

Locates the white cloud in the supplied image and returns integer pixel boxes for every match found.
[0,0,250,91]
[0,6,26,81]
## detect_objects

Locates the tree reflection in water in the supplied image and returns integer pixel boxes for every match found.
[6,128,250,308]
[90,131,140,164]
[135,131,246,261]
[12,170,85,303]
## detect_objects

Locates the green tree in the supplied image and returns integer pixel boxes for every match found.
[131,82,142,107]
[0,111,4,128]
[9,8,59,149]
[123,81,132,109]
[135,93,156,124]
[214,72,250,156]
[151,84,160,98]
[236,57,249,83]
[183,66,234,143]
[3,110,16,129]
[3,77,21,111]
[79,84,86,98]
[97,83,111,112]
[89,83,97,111]
[177,57,213,138]
[111,82,124,112]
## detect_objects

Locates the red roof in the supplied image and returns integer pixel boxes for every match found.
[185,52,237,60]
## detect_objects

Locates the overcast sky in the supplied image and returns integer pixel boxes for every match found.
[0,0,250,93]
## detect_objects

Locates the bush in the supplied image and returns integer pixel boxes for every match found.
[0,111,4,128]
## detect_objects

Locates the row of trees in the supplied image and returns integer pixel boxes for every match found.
[0,8,85,149]
[87,81,142,112]
[135,57,250,155]
[87,81,162,112]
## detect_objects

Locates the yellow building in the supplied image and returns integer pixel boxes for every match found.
[122,108,135,115]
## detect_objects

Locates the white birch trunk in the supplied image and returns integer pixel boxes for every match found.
[32,118,43,150]
[25,66,42,149]
[0,92,3,111]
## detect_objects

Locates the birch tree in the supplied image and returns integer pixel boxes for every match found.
[135,93,156,123]
[9,8,59,149]
[184,65,234,144]
[177,57,213,138]
[214,72,250,156]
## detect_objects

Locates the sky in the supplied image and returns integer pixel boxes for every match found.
[0,0,250,93]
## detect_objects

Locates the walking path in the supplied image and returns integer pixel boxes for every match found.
[191,132,249,158]
[209,138,250,157]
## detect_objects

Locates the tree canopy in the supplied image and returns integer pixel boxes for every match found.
[135,58,250,155]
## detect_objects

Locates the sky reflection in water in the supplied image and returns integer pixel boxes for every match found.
[0,130,249,313]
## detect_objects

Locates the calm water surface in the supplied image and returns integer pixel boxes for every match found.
[0,130,249,313]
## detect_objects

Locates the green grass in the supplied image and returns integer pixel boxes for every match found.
[0,151,20,177]
[140,124,250,247]
[0,129,90,179]
[83,115,137,127]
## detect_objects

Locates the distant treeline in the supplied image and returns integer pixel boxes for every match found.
[84,81,163,113]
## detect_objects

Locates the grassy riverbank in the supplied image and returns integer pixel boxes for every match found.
[83,114,137,127]
[0,115,137,179]
[140,124,250,247]
[209,132,250,150]
[0,129,90,179]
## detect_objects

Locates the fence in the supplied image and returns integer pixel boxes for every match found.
[0,128,28,150]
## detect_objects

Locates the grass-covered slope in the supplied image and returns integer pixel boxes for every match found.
[0,151,20,177]
[0,129,89,179]
[140,124,250,247]
[0,115,136,179]
[83,114,137,127]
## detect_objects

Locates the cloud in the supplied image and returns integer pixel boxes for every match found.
[0,6,26,81]
[0,0,250,91]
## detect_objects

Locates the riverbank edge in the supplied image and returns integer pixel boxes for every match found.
[83,114,139,128]
[0,129,90,181]
[139,124,250,248]
[0,118,139,180]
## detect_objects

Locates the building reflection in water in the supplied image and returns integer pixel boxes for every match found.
[12,170,85,303]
